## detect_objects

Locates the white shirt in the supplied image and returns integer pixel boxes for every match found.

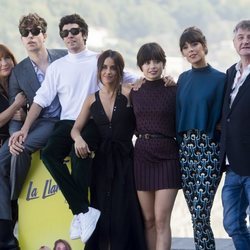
[34,49,138,120]
[30,58,61,118]
[34,49,99,120]
[230,61,250,107]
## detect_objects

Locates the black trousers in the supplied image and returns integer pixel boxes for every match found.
[41,119,100,215]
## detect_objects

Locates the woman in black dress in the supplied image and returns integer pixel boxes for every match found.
[131,42,181,250]
[0,44,26,249]
[71,50,146,250]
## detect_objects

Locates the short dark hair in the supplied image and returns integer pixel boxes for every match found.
[59,14,88,41]
[233,20,250,35]
[97,50,124,93]
[19,13,47,34]
[137,42,166,71]
[179,26,208,54]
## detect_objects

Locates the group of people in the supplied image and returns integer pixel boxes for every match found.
[0,11,249,250]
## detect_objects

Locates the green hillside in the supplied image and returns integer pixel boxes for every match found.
[0,0,249,72]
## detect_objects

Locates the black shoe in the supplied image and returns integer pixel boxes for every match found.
[0,219,20,250]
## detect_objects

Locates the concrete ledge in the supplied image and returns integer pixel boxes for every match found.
[172,237,235,250]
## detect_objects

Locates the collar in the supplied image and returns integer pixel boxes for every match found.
[235,61,250,73]
[67,48,88,60]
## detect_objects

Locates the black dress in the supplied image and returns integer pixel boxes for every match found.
[85,90,146,250]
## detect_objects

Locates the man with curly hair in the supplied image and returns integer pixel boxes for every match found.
[0,13,66,249]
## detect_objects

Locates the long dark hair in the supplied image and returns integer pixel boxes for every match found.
[0,44,17,98]
[97,49,124,95]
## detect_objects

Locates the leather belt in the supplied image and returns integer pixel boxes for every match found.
[137,133,170,140]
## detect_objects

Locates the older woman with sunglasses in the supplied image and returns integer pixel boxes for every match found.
[0,44,26,249]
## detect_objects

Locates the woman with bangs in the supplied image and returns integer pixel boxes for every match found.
[131,42,181,250]
[0,44,26,249]
[71,49,146,250]
[176,27,226,250]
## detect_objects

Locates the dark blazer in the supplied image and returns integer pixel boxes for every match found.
[220,63,250,176]
[8,49,67,109]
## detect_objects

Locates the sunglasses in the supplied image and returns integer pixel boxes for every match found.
[20,27,42,37]
[60,27,83,38]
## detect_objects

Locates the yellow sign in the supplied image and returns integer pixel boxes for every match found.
[18,152,83,250]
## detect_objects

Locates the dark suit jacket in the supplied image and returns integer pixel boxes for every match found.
[220,63,250,176]
[8,49,67,110]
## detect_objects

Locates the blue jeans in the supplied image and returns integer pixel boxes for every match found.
[222,168,250,250]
